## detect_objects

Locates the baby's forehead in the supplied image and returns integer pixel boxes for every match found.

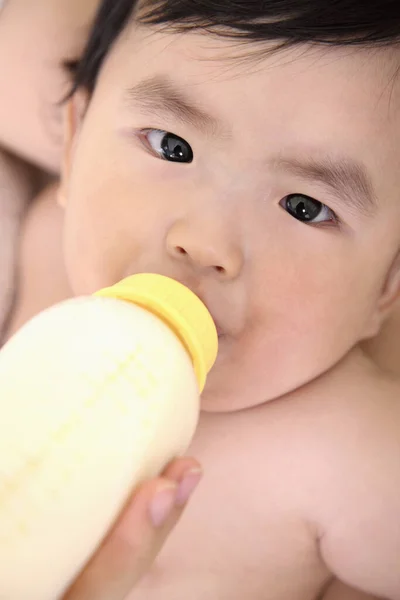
[120,27,400,115]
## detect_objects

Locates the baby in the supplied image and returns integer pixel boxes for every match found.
[3,0,400,598]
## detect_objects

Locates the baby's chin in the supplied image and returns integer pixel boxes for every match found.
[200,380,274,413]
[199,357,273,414]
[200,341,337,413]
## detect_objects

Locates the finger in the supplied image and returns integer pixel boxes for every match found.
[161,457,203,507]
[161,456,202,482]
[63,461,202,600]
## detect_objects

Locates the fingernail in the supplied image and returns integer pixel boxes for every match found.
[176,469,203,507]
[149,484,177,528]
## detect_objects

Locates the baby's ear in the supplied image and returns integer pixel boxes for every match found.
[57,90,89,208]
[366,249,400,338]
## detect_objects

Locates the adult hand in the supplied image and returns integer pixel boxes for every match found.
[63,457,202,600]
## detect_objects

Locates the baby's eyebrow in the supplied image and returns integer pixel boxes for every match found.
[271,154,378,217]
[125,74,232,140]
[125,76,377,216]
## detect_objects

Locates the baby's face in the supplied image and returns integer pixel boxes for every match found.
[61,24,400,412]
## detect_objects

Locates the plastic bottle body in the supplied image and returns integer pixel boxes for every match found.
[0,296,200,600]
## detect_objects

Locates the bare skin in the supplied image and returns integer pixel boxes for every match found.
[0,0,99,343]
[2,2,400,599]
[0,149,43,338]
[0,0,99,171]
[6,185,398,600]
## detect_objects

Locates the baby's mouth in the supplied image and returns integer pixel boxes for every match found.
[215,325,224,339]
[205,311,224,339]
[158,275,226,339]
[189,289,225,339]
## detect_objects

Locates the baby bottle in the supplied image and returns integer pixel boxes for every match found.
[0,273,218,600]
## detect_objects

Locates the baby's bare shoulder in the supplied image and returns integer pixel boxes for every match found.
[194,351,400,597]
[283,351,400,598]
[280,349,400,512]
[202,348,399,523]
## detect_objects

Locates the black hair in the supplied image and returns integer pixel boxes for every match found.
[68,0,400,95]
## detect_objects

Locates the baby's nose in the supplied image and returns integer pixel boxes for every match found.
[165,218,244,280]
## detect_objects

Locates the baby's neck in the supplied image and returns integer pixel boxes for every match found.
[3,182,71,344]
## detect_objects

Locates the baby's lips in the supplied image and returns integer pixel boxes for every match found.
[192,293,225,338]
[215,324,224,338]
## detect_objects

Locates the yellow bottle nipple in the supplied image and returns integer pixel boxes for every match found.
[95,274,218,392]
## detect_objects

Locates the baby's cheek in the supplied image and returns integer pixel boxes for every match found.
[246,307,348,386]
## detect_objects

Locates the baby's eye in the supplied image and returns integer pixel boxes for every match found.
[140,129,193,163]
[280,194,338,225]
